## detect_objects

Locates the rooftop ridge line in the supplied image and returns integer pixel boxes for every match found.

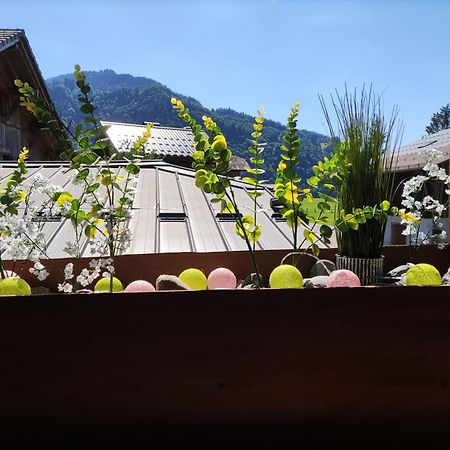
[101,120,193,132]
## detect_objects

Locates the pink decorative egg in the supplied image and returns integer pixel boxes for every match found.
[327,269,361,288]
[125,280,156,293]
[207,267,237,290]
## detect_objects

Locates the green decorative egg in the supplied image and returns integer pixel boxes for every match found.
[179,268,207,290]
[0,277,32,296]
[94,276,124,292]
[405,263,442,286]
[269,265,303,289]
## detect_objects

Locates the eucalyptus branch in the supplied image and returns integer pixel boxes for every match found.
[171,97,263,286]
[275,103,334,265]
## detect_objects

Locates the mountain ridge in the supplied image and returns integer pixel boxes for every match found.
[46,69,331,181]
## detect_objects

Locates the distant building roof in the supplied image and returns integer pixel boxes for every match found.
[0,160,334,257]
[0,29,49,102]
[103,121,195,158]
[0,29,23,52]
[0,29,61,159]
[395,129,450,172]
[102,120,250,171]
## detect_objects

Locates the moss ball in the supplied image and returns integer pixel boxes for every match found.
[0,277,31,296]
[269,265,303,289]
[405,263,442,286]
[94,276,124,293]
[179,268,207,290]
[125,280,155,293]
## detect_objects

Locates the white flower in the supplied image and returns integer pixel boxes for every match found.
[60,202,72,216]
[36,269,49,281]
[401,222,418,236]
[58,282,73,293]
[64,263,74,280]
[400,148,449,249]
[436,203,445,215]
[29,260,50,281]
[88,234,109,256]
[103,258,114,266]
[422,148,442,163]
[27,173,61,196]
[63,242,81,258]
[33,261,45,271]
[416,232,428,245]
[89,259,101,269]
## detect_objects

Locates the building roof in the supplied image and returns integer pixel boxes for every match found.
[102,120,250,170]
[0,160,334,258]
[0,29,49,100]
[0,29,60,158]
[103,121,195,158]
[0,29,23,53]
[394,128,450,172]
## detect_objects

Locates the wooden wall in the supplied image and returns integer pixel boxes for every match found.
[0,276,449,449]
[0,41,53,160]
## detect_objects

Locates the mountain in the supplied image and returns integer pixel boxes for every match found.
[46,69,331,182]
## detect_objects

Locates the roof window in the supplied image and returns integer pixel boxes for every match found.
[158,211,187,222]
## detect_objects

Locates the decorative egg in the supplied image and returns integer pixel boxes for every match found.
[125,280,156,292]
[327,269,361,288]
[269,265,303,289]
[94,276,124,292]
[0,277,31,296]
[405,263,442,286]
[207,268,237,289]
[179,268,207,290]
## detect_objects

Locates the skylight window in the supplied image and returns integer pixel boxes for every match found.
[158,211,187,222]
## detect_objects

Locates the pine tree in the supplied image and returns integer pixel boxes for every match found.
[426,104,450,135]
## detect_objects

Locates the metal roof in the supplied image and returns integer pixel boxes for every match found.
[395,129,450,172]
[0,29,23,53]
[103,121,195,158]
[0,161,335,258]
[102,121,250,170]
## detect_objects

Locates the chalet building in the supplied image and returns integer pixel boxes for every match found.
[0,29,57,160]
[102,120,250,176]
[385,129,450,244]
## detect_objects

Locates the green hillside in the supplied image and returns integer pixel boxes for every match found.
[46,69,331,182]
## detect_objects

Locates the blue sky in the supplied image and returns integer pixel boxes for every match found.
[3,0,450,143]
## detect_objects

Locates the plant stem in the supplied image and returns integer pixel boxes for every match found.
[220,178,262,286]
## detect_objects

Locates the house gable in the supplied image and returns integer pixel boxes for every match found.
[0,29,58,160]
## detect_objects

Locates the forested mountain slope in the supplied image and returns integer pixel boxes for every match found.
[47,69,331,181]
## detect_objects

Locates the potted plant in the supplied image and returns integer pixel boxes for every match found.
[317,86,402,284]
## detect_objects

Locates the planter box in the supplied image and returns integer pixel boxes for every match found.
[11,244,450,292]
[0,245,449,449]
